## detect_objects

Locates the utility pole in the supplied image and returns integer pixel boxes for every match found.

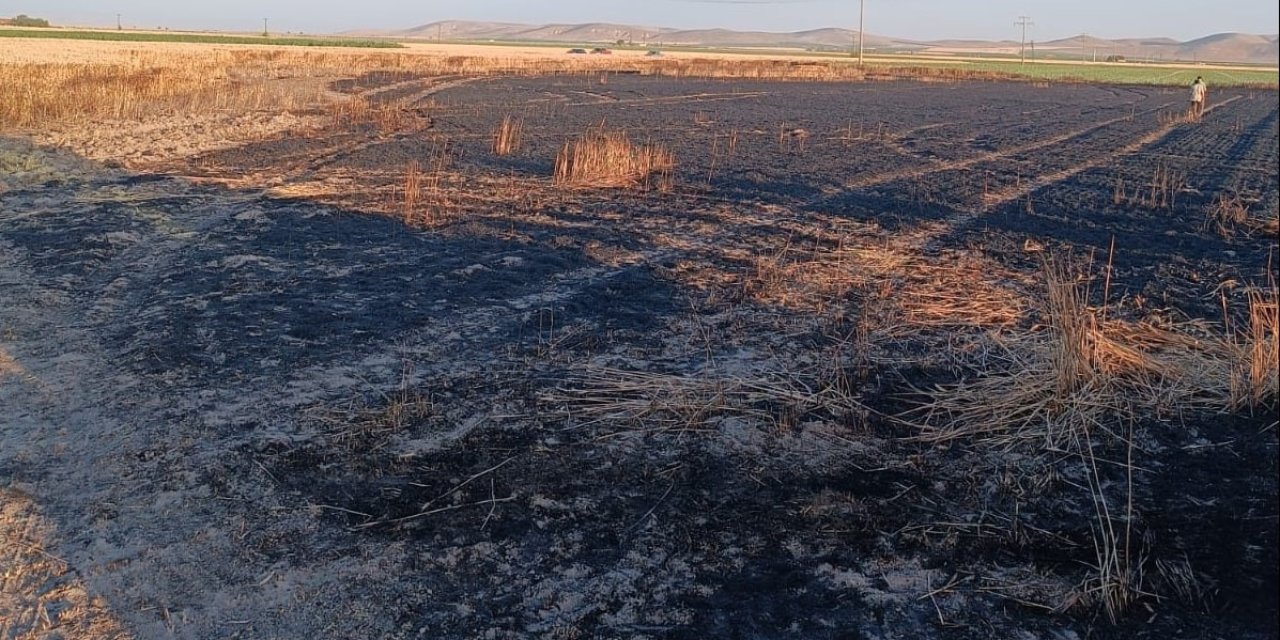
[1015,16,1033,64]
[857,0,866,66]
[116,13,122,30]
[262,18,268,37]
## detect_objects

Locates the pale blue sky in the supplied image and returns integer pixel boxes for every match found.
[6,0,1277,41]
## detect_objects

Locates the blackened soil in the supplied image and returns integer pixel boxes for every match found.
[4,75,1276,640]
[263,416,947,639]
[199,75,1280,639]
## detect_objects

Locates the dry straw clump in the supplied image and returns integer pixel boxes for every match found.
[554,127,674,190]
[541,367,864,434]
[1203,193,1278,239]
[396,140,453,227]
[910,255,1141,449]
[1228,287,1279,411]
[907,253,1276,620]
[328,97,424,136]
[401,161,423,225]
[306,373,434,451]
[330,96,373,127]
[743,231,1027,329]
[1204,193,1250,237]
[492,115,524,156]
[910,252,1270,449]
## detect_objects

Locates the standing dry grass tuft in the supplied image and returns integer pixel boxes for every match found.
[553,127,675,190]
[1204,193,1250,237]
[402,161,422,226]
[492,115,524,156]
[394,140,453,227]
[1044,253,1104,398]
[1142,163,1186,209]
[905,251,1279,621]
[910,250,1266,447]
[331,96,372,128]
[1229,286,1279,411]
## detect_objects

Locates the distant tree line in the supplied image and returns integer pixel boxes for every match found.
[5,14,51,27]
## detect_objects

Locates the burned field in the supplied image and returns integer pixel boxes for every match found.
[2,70,1278,640]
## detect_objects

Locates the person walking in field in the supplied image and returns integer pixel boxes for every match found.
[1189,76,1207,121]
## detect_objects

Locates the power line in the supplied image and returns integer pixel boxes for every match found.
[1015,15,1034,64]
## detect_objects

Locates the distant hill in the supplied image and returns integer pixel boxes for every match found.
[347,21,1279,65]
[1039,32,1278,63]
[347,20,921,52]
[1177,33,1278,63]
[655,27,906,50]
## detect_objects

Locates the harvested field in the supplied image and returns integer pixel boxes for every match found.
[2,46,1277,640]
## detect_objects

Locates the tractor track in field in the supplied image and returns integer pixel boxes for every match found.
[842,101,1178,190]
[978,95,1246,212]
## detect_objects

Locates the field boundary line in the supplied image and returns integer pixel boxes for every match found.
[566,91,768,108]
[399,76,491,107]
[292,77,484,176]
[360,74,469,101]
